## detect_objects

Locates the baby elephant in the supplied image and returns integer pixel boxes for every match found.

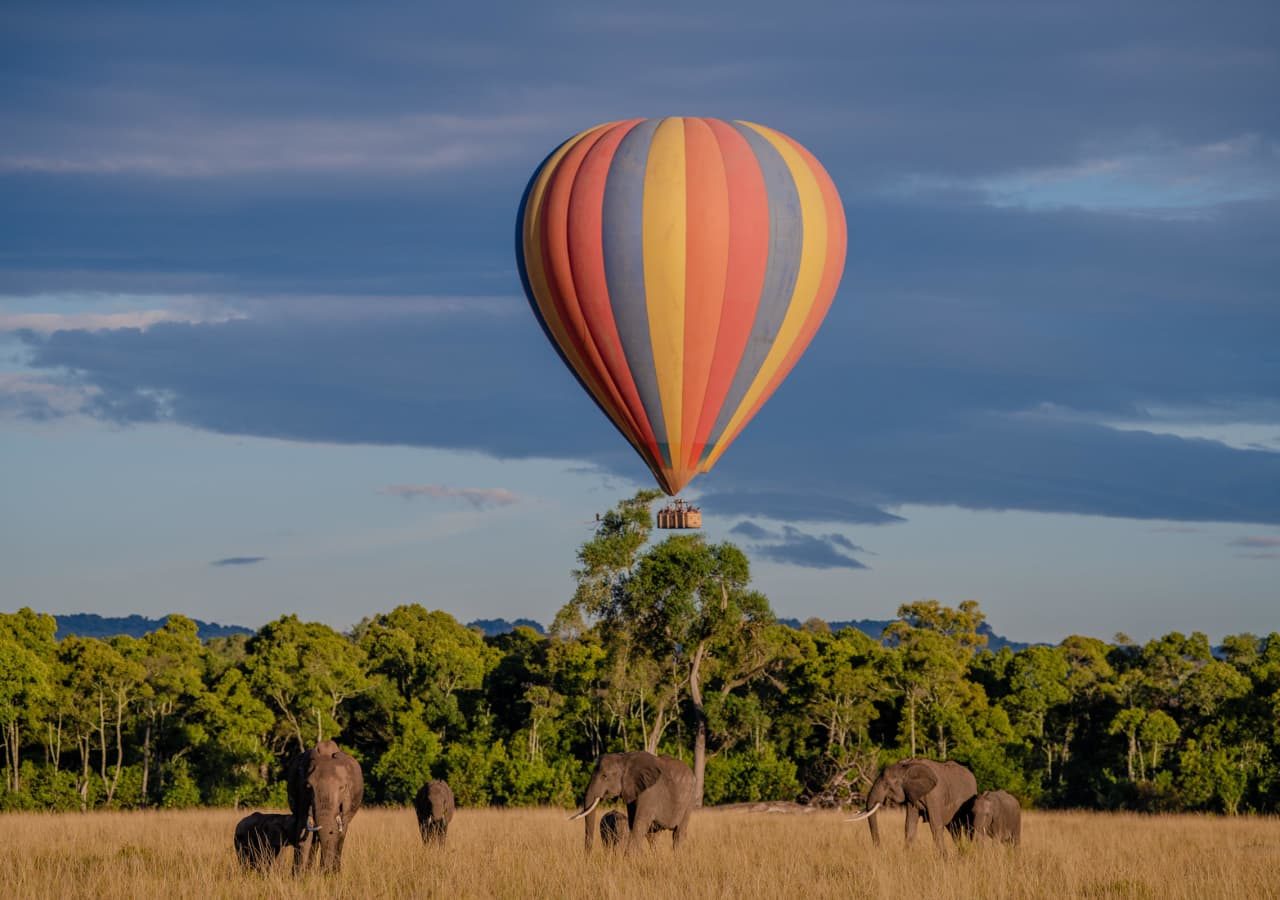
[234,812,295,871]
[972,790,1021,845]
[600,810,664,850]
[599,810,629,849]
[414,780,455,845]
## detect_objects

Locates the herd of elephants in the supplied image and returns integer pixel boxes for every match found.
[233,741,1022,873]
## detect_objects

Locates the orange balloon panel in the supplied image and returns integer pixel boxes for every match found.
[516,118,846,495]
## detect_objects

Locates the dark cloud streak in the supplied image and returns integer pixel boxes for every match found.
[210,556,265,567]
[749,526,869,571]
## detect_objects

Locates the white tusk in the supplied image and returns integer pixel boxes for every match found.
[845,802,882,823]
[568,796,601,821]
[306,824,320,833]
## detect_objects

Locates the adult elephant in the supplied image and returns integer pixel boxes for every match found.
[972,789,1021,845]
[569,751,694,854]
[287,739,364,874]
[846,759,977,852]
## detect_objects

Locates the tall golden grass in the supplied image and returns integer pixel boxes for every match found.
[1,805,1277,899]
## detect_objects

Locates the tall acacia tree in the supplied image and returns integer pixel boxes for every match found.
[559,492,775,804]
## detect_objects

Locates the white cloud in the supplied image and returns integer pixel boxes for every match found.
[378,484,522,509]
[0,373,98,417]
[1228,536,1280,549]
[0,111,555,177]
[0,291,246,334]
[0,291,518,334]
[0,309,232,334]
[896,133,1280,214]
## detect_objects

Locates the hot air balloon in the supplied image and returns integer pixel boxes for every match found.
[516,118,846,523]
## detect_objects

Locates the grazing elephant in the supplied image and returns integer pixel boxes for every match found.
[972,790,1021,845]
[846,758,977,852]
[287,739,364,874]
[414,780,455,846]
[569,751,694,854]
[599,810,628,849]
[233,812,294,871]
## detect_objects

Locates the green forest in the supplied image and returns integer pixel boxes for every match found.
[2,492,1277,816]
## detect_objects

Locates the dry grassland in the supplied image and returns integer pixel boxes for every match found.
[1,806,1278,899]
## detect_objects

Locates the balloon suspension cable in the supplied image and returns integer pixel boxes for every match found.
[656,497,702,530]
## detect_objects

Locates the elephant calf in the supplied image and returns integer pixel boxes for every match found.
[972,790,1021,845]
[599,810,628,849]
[234,812,295,871]
[415,780,456,846]
[600,809,663,850]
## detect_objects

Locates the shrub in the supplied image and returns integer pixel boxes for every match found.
[704,749,800,805]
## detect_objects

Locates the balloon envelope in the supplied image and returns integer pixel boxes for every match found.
[516,117,846,494]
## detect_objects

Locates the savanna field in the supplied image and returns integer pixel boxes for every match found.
[2,806,1278,900]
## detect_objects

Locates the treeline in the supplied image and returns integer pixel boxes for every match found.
[2,492,1277,815]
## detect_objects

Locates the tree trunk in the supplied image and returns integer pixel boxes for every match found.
[689,641,708,807]
[108,692,125,803]
[2,724,11,793]
[141,717,152,806]
[644,706,667,753]
[909,694,917,757]
[11,722,19,791]
[49,715,63,769]
[78,735,90,811]
[98,693,108,787]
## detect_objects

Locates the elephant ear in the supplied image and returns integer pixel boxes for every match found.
[622,756,663,802]
[902,763,938,801]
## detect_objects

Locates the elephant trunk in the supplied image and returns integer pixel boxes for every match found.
[310,797,345,871]
[864,781,887,847]
[574,774,607,852]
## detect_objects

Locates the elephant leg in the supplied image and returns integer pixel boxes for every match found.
[626,810,657,855]
[924,800,950,853]
[293,833,309,874]
[904,806,919,845]
[672,810,691,850]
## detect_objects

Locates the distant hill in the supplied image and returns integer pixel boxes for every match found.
[54,613,252,641]
[50,612,1034,650]
[466,618,547,637]
[775,618,1038,652]
[469,615,1037,651]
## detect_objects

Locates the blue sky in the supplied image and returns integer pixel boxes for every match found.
[2,1,1277,642]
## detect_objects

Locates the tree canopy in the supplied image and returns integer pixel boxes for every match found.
[1,495,1276,815]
